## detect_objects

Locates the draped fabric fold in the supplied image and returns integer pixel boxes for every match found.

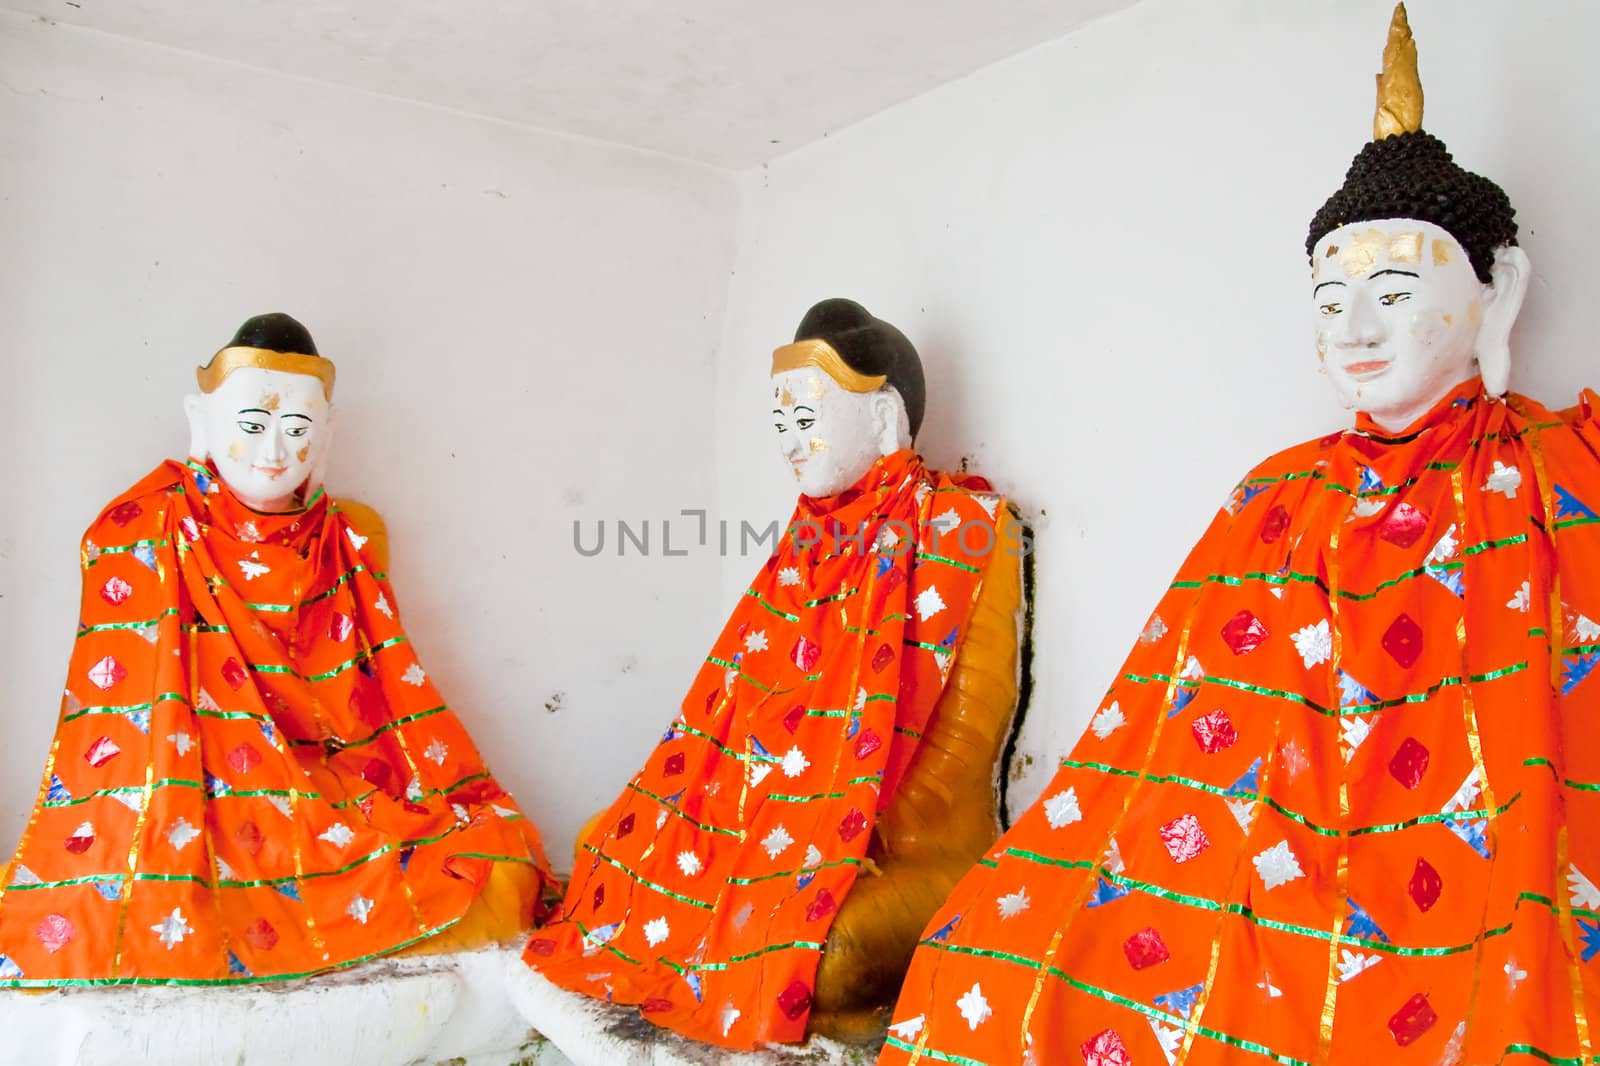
[884,381,1600,1065]
[526,450,1005,1048]
[0,460,551,985]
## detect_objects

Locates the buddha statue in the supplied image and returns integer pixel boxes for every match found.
[883,7,1600,1064]
[0,313,551,987]
[520,299,1026,1052]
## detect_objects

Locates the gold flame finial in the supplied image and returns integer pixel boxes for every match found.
[1373,3,1423,140]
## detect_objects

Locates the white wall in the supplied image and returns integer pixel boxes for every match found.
[0,11,737,863]
[713,0,1600,818]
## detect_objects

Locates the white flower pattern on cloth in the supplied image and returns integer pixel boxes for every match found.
[1091,702,1125,739]
[1253,841,1305,890]
[762,825,794,859]
[1290,620,1332,668]
[1044,789,1082,829]
[644,916,671,947]
[956,983,992,1030]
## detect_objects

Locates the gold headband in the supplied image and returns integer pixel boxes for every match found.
[770,338,887,394]
[196,347,336,400]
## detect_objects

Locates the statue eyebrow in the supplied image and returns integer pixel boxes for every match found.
[1313,281,1346,295]
[237,408,270,415]
[794,405,815,415]
[281,413,313,422]
[1369,268,1420,280]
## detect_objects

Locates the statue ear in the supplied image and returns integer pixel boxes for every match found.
[1476,245,1531,397]
[183,393,209,461]
[302,404,335,503]
[870,389,911,457]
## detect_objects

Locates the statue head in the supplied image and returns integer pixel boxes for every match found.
[1305,4,1529,432]
[770,299,922,498]
[184,313,336,512]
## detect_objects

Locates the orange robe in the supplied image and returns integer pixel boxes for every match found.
[883,381,1600,1066]
[526,450,1007,1047]
[0,460,551,985]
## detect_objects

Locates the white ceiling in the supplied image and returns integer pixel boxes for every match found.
[3,0,1140,168]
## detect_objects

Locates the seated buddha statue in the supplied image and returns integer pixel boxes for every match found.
[521,298,1026,1051]
[883,8,1600,1065]
[0,313,552,987]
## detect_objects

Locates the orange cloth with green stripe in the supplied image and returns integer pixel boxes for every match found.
[526,450,1006,1048]
[883,381,1600,1066]
[0,460,552,985]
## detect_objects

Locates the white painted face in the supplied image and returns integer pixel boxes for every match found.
[771,367,910,498]
[184,367,332,511]
[1311,218,1526,432]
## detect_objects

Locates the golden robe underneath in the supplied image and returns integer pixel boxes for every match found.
[0,461,551,985]
[526,450,1007,1047]
[883,381,1600,1065]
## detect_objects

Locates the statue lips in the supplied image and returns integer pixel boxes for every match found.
[253,464,289,479]
[1344,359,1393,379]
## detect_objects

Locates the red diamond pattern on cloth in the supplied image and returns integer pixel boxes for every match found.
[705,690,719,715]
[642,998,675,1014]
[871,643,896,673]
[1221,610,1269,655]
[220,657,250,690]
[1159,813,1211,863]
[35,914,75,954]
[1259,505,1291,544]
[227,744,262,776]
[854,728,883,760]
[1389,737,1431,789]
[1382,613,1424,669]
[783,705,806,733]
[776,980,813,1021]
[235,822,264,856]
[107,501,143,527]
[791,636,822,673]
[806,889,837,922]
[838,808,868,843]
[592,884,604,910]
[64,824,96,854]
[1388,993,1438,1046]
[1409,856,1443,912]
[616,813,635,839]
[1378,502,1430,548]
[1191,709,1238,754]
[526,937,557,958]
[99,577,133,606]
[328,612,353,642]
[663,752,686,777]
[1122,926,1171,969]
[1081,1028,1133,1066]
[86,656,127,691]
[243,918,279,952]
[83,737,121,768]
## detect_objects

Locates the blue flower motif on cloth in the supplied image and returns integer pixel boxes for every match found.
[1358,466,1385,494]
[194,469,212,495]
[94,880,123,901]
[1563,653,1599,696]
[258,718,278,748]
[1337,670,1378,708]
[1579,918,1600,963]
[1555,484,1598,521]
[132,544,159,572]
[205,773,231,798]
[685,972,704,1002]
[926,914,962,943]
[941,626,960,650]
[0,955,21,979]
[876,553,896,578]
[1170,687,1197,718]
[47,775,71,803]
[274,881,302,902]
[124,708,151,734]
[1343,898,1391,943]
[1153,983,1204,1019]
[1230,482,1270,514]
[228,951,251,977]
[1423,524,1464,596]
[1227,759,1263,797]
[1446,818,1492,859]
[1086,876,1131,910]
[8,865,40,887]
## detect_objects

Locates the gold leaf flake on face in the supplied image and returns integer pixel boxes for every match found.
[1468,300,1482,326]
[260,392,281,412]
[1442,314,1453,326]
[1340,229,1387,277]
[808,438,830,454]
[1325,245,1340,258]
[1388,232,1423,264]
[227,441,244,460]
[779,386,795,407]
[296,445,310,463]
[807,376,827,401]
[1432,240,1453,267]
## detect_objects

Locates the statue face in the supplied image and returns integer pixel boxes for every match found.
[771,367,907,498]
[187,367,331,511]
[1310,219,1488,430]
